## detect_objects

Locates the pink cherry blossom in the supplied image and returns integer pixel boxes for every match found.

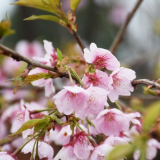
[44,125,62,145]
[10,101,33,138]
[22,140,54,160]
[108,67,136,102]
[72,132,94,159]
[54,146,79,160]
[0,152,17,160]
[82,69,112,91]
[53,85,89,116]
[10,100,44,138]
[122,125,141,142]
[89,144,113,160]
[104,135,128,146]
[56,125,73,145]
[124,112,141,126]
[94,109,130,136]
[84,43,120,70]
[29,40,57,97]
[77,86,109,119]
[29,68,55,97]
[54,132,94,160]
[33,40,57,67]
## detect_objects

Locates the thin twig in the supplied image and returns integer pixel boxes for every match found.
[121,94,160,101]
[110,0,143,54]
[71,30,85,52]
[132,79,160,89]
[0,85,42,90]
[0,44,76,81]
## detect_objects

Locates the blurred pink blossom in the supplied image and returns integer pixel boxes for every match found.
[0,70,6,86]
[89,143,113,160]
[0,152,17,160]
[109,6,128,26]
[2,40,44,75]
[134,139,160,160]
[15,40,44,58]
[22,140,54,160]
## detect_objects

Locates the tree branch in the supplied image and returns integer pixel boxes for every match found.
[132,79,160,89]
[71,30,85,52]
[0,44,76,81]
[109,0,143,54]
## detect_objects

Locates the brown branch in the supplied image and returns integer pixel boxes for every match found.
[72,30,85,52]
[0,44,76,81]
[132,79,160,89]
[109,0,143,54]
[0,85,43,90]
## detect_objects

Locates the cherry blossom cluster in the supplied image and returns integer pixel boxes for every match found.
[0,41,160,160]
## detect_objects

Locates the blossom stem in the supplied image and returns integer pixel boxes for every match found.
[30,139,37,160]
[69,68,85,87]
[71,30,85,52]
[67,69,74,85]
[11,133,39,157]
[77,124,97,147]
[51,115,63,125]
[114,101,122,111]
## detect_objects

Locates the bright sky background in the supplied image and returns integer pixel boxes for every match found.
[0,0,16,19]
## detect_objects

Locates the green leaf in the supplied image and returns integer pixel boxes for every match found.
[86,117,95,127]
[13,0,58,14]
[106,143,135,160]
[48,0,60,7]
[51,115,63,125]
[57,48,63,61]
[6,75,26,94]
[0,14,15,38]
[10,118,50,136]
[24,15,61,24]
[24,73,50,84]
[34,119,49,133]
[142,100,160,132]
[70,0,81,11]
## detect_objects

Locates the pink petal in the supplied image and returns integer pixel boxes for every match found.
[45,79,55,97]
